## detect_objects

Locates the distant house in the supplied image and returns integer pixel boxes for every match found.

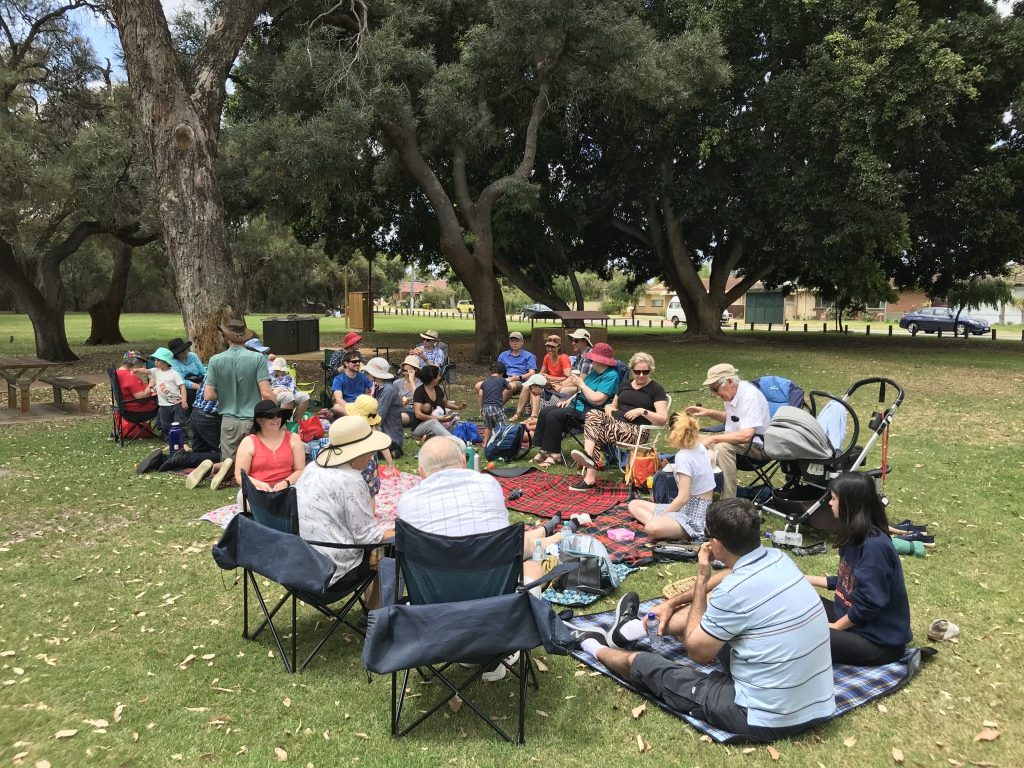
[394,278,449,305]
[636,280,748,319]
[961,266,1024,325]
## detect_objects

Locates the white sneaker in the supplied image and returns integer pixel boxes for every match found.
[481,651,520,682]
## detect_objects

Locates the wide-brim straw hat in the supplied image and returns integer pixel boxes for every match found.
[420,330,440,341]
[316,416,391,468]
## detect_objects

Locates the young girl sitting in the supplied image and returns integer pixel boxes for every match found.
[805,472,913,666]
[626,411,715,540]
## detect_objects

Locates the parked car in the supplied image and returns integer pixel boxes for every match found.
[456,299,474,314]
[520,303,553,319]
[898,307,990,336]
[666,296,732,327]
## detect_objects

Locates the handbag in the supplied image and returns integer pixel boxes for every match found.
[625,448,659,487]
[298,415,325,442]
[553,534,619,596]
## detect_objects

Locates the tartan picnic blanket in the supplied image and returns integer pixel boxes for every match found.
[493,469,631,518]
[574,503,654,566]
[567,599,925,744]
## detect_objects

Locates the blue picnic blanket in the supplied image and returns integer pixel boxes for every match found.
[567,598,926,743]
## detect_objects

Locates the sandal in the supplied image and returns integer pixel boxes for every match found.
[529,451,550,464]
[537,454,561,468]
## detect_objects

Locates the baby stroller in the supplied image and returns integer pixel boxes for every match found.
[757,377,905,540]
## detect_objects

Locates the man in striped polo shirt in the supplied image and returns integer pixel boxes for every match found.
[575,499,836,741]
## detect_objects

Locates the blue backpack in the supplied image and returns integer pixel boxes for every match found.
[484,423,529,462]
[450,420,482,445]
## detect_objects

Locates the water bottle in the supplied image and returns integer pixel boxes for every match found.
[466,445,477,470]
[646,612,662,651]
[167,422,184,453]
[532,540,544,562]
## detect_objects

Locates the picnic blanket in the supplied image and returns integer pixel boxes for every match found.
[493,470,631,518]
[199,470,420,529]
[573,503,653,566]
[567,598,927,744]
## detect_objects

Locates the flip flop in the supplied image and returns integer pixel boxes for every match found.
[928,619,960,642]
[662,575,698,600]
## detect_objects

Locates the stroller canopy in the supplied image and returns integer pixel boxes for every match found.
[764,406,836,462]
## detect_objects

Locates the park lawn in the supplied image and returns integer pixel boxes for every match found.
[0,313,1021,767]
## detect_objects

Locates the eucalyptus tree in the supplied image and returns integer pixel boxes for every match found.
[562,0,1024,337]
[227,0,727,360]
[0,0,155,359]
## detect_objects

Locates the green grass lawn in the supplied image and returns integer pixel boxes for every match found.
[1,313,1021,767]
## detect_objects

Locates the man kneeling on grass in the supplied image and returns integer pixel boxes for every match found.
[573,498,836,742]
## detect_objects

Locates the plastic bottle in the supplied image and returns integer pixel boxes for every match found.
[646,612,661,651]
[532,540,544,562]
[466,445,477,471]
[167,422,184,453]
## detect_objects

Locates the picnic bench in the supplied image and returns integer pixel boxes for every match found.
[38,375,98,415]
[0,356,61,415]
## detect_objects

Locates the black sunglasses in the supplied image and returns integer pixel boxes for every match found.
[632,368,651,375]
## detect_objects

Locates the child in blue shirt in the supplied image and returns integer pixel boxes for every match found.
[475,361,509,443]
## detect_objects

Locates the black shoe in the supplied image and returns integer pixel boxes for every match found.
[608,592,640,649]
[136,449,167,475]
[568,479,597,492]
[791,541,828,556]
[542,516,562,537]
[570,628,608,651]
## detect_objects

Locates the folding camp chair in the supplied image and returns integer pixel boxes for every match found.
[107,367,158,447]
[436,340,456,384]
[372,519,576,744]
[615,394,673,493]
[212,472,380,673]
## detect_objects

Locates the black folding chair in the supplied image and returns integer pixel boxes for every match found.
[372,519,575,744]
[435,340,456,384]
[212,472,380,673]
[107,367,158,447]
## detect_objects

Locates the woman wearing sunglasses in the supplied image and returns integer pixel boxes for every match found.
[569,352,668,491]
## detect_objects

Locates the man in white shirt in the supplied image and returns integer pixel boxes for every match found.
[686,363,771,498]
[397,437,568,578]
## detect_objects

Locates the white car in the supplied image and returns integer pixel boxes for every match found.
[666,297,731,327]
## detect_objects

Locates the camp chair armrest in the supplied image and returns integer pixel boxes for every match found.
[521,561,581,593]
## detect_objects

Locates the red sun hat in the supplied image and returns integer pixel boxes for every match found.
[343,331,363,349]
[585,342,616,367]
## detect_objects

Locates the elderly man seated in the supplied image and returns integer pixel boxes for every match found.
[396,437,571,582]
[686,363,770,499]
[573,499,836,742]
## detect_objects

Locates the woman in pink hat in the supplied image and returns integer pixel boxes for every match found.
[530,342,621,468]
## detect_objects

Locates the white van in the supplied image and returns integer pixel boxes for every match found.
[666,297,686,326]
[665,295,731,327]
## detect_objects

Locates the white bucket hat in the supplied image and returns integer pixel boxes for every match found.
[363,356,393,380]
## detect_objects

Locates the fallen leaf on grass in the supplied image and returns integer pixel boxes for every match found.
[113,704,124,723]
[981,720,998,728]
[35,761,51,768]
[877,703,888,714]
[767,746,781,761]
[742,747,756,755]
[534,658,548,672]
[535,710,549,718]
[974,728,1000,742]
[354,733,369,740]
[54,729,78,739]
[274,747,287,761]
[631,703,646,720]
[177,654,196,670]
[448,697,462,714]
[282,697,291,708]
[844,737,858,747]
[635,734,650,753]
[83,719,109,728]
[892,747,905,764]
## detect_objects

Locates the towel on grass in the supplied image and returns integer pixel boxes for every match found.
[566,598,927,744]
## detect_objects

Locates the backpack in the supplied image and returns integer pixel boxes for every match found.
[484,422,529,462]
[553,533,620,596]
[451,420,482,445]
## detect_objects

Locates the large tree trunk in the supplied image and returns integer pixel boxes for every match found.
[108,0,265,359]
[86,239,134,345]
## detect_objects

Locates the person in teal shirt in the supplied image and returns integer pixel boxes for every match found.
[530,342,620,468]
[168,337,207,407]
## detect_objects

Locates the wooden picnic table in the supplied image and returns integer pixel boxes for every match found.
[0,356,62,415]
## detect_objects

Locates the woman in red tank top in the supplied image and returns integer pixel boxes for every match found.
[234,399,305,492]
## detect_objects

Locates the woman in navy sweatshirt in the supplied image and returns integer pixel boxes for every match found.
[805,473,913,665]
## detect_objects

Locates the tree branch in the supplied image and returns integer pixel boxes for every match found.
[724,263,774,305]
[452,142,477,230]
[5,1,93,71]
[190,0,268,127]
